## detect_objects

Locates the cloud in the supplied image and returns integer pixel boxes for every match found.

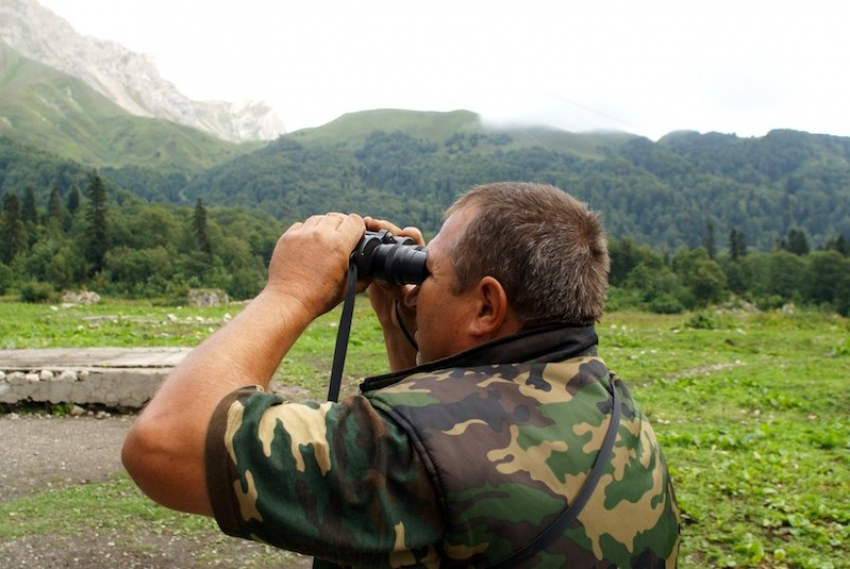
[36,0,850,139]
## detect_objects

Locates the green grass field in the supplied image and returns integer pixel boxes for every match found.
[0,298,848,567]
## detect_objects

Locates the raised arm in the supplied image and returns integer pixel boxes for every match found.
[122,213,366,515]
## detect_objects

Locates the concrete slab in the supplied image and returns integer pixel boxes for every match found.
[0,348,191,408]
[0,347,190,370]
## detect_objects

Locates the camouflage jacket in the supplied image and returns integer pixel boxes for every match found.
[205,324,679,568]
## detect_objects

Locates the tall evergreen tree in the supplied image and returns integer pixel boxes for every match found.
[84,173,109,273]
[47,187,64,225]
[1,193,25,264]
[729,229,747,260]
[67,185,81,215]
[192,198,212,255]
[22,187,38,225]
[825,234,848,256]
[784,229,810,256]
[703,221,716,260]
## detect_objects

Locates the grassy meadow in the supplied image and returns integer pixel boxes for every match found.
[0,297,848,567]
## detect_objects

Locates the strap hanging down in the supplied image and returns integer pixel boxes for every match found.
[487,379,622,569]
[326,262,358,403]
[313,264,359,569]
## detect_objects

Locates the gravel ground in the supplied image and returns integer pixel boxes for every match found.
[0,413,312,568]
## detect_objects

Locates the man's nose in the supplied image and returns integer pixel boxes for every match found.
[404,285,420,309]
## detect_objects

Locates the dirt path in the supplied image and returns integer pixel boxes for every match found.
[0,413,311,568]
[0,413,131,502]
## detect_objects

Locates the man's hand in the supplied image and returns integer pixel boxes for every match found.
[266,213,366,317]
[363,216,423,371]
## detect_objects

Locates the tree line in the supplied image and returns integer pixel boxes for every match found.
[0,172,281,302]
[607,228,850,316]
[1,171,848,315]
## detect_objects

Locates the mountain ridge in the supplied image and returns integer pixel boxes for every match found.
[0,0,285,143]
[0,40,259,171]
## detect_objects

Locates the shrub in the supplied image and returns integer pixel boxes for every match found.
[0,262,13,295]
[19,281,59,303]
[649,294,685,314]
[685,312,717,330]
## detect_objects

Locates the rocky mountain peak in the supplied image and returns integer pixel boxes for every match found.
[0,0,286,142]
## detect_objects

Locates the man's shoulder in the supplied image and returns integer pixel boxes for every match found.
[366,355,613,397]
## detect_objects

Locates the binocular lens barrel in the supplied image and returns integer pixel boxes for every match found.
[369,245,428,285]
[351,230,429,285]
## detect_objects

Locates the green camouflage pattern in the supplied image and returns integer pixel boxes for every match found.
[206,388,445,567]
[366,356,680,567]
[206,326,679,567]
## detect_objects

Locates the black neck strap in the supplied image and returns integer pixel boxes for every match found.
[326,263,358,403]
[312,265,359,569]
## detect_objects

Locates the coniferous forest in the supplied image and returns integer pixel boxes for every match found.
[0,110,849,314]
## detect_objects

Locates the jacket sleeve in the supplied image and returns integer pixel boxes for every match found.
[205,386,444,567]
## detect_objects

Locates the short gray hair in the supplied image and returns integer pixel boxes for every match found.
[445,182,609,326]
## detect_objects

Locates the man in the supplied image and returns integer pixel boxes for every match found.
[123,182,680,567]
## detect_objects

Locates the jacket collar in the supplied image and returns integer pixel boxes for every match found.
[361,323,598,393]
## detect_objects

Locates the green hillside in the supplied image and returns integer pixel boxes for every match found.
[177,118,850,250]
[1,58,849,253]
[289,108,635,159]
[288,109,483,148]
[0,41,256,173]
[0,136,92,195]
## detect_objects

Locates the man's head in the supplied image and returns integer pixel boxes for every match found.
[405,182,609,364]
[445,182,609,328]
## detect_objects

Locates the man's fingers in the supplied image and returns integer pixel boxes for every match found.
[401,226,425,246]
[364,216,402,234]
[302,212,348,227]
[364,217,424,245]
[296,214,364,244]
[337,213,365,235]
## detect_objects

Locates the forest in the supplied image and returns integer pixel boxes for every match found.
[1,169,848,316]
[0,173,280,302]
[1,115,849,314]
[175,127,850,251]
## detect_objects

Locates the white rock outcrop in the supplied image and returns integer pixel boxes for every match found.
[0,0,286,142]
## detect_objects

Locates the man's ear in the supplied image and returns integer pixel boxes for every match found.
[468,276,514,339]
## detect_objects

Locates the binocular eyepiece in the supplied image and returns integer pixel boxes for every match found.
[351,230,428,285]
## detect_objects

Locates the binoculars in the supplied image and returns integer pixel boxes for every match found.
[351,230,428,285]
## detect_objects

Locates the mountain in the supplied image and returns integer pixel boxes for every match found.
[0,40,261,174]
[289,108,636,159]
[182,109,639,221]
[177,110,850,250]
[0,0,285,143]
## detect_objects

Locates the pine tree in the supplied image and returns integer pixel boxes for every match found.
[1,193,25,264]
[47,188,64,225]
[785,229,810,256]
[84,173,109,273]
[64,186,80,232]
[825,234,848,256]
[729,229,747,260]
[22,187,38,225]
[67,185,81,215]
[192,198,212,255]
[703,221,716,260]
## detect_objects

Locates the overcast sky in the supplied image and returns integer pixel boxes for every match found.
[36,0,850,140]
